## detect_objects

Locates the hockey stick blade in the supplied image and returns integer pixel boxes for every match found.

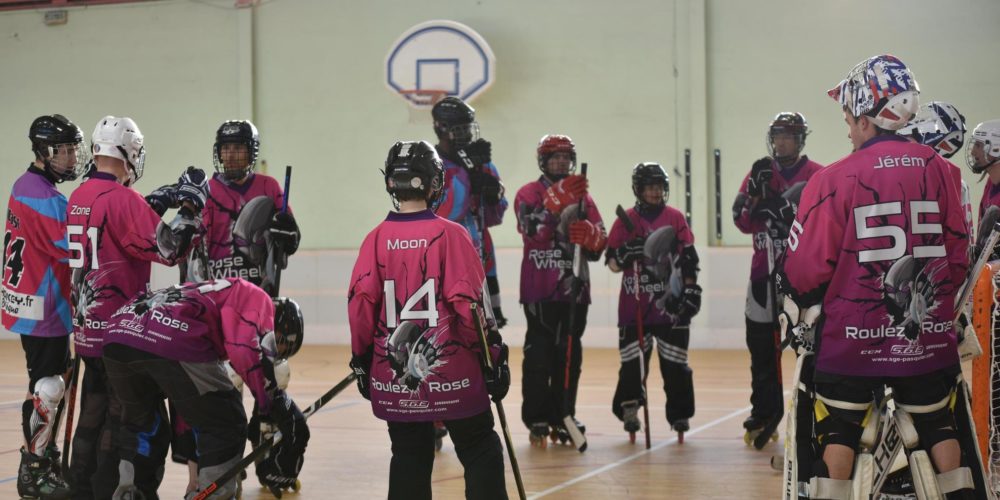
[563,414,588,453]
[193,372,356,500]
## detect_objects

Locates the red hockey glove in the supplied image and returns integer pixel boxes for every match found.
[569,220,607,253]
[543,175,587,214]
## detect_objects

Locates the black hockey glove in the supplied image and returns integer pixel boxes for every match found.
[349,351,372,400]
[753,197,796,228]
[676,283,702,320]
[484,341,510,403]
[471,171,504,205]
[492,306,508,329]
[270,211,300,255]
[175,166,209,211]
[462,138,492,167]
[746,157,773,198]
[145,184,179,216]
[612,238,645,268]
[257,392,309,490]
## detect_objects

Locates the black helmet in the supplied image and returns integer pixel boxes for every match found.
[384,141,444,208]
[213,120,260,181]
[273,297,303,359]
[632,162,669,210]
[767,112,809,161]
[29,114,86,183]
[431,97,479,147]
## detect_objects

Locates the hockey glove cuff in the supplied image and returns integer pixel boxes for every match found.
[569,220,607,253]
[613,238,645,267]
[349,351,372,400]
[677,283,702,320]
[543,175,587,214]
[145,184,179,216]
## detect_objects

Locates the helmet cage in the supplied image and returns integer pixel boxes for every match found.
[631,162,670,208]
[828,54,920,131]
[536,134,577,177]
[29,115,88,183]
[213,120,260,181]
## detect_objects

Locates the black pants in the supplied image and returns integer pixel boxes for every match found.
[745,317,784,421]
[387,411,507,500]
[611,322,694,425]
[104,343,245,499]
[521,301,588,428]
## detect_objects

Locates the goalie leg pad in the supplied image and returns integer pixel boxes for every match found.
[851,452,874,500]
[893,407,921,450]
[28,375,64,454]
[807,477,852,500]
[908,450,944,500]
[936,467,974,494]
[897,392,954,450]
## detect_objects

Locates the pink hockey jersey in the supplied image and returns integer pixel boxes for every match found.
[348,210,492,422]
[607,205,694,327]
[514,176,605,304]
[66,173,185,358]
[2,167,73,337]
[199,173,286,284]
[733,156,824,281]
[784,136,968,377]
[104,278,281,414]
[979,179,1000,221]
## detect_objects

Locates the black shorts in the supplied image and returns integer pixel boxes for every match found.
[815,364,961,413]
[19,334,70,392]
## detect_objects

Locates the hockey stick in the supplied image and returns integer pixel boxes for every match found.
[58,355,81,472]
[456,149,490,267]
[954,221,1000,321]
[559,162,588,453]
[267,166,293,298]
[193,371,356,500]
[615,204,651,448]
[470,303,526,500]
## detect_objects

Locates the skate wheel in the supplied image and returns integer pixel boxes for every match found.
[629,432,636,444]
[549,430,559,444]
[678,432,684,444]
[743,431,753,446]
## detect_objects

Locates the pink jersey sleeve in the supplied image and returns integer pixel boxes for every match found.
[348,231,381,357]
[116,192,181,265]
[443,227,488,346]
[606,217,628,252]
[220,281,277,414]
[784,169,841,300]
[513,183,555,244]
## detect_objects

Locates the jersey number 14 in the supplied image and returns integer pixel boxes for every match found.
[384,279,439,328]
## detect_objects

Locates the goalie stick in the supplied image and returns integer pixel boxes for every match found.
[192,372,357,500]
[615,204,652,448]
[268,165,293,297]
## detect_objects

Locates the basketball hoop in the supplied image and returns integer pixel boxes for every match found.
[399,89,449,109]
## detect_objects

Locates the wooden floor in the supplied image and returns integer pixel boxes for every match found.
[0,341,802,499]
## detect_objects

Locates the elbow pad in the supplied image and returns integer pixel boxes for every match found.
[680,245,700,281]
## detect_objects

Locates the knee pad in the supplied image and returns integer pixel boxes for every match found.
[814,397,868,450]
[898,393,956,450]
[34,375,65,413]
[26,375,65,454]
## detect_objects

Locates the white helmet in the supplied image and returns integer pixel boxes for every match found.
[967,120,1000,174]
[898,101,966,158]
[92,116,145,185]
[828,54,920,131]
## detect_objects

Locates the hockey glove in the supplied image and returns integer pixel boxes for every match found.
[753,197,796,225]
[349,351,372,400]
[471,171,504,205]
[492,306,508,329]
[175,166,209,211]
[612,238,645,267]
[676,283,702,320]
[543,175,587,214]
[569,220,607,253]
[462,138,492,167]
[746,157,773,198]
[257,392,309,490]
[145,183,179,216]
[270,211,300,255]
[484,342,511,403]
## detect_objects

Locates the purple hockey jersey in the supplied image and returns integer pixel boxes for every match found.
[66,173,186,357]
[607,205,694,327]
[348,210,492,422]
[198,173,286,283]
[104,278,281,414]
[733,156,824,281]
[434,158,507,276]
[2,167,73,337]
[514,176,605,304]
[784,136,968,377]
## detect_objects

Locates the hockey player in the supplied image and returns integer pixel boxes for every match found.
[606,163,701,438]
[731,112,823,446]
[348,140,511,500]
[514,134,606,445]
[172,120,299,291]
[101,279,307,499]
[431,97,508,327]
[969,120,1000,219]
[5,115,88,499]
[66,116,209,499]
[782,54,976,499]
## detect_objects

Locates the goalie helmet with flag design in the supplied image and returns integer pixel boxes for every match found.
[827,54,920,131]
[899,101,966,159]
